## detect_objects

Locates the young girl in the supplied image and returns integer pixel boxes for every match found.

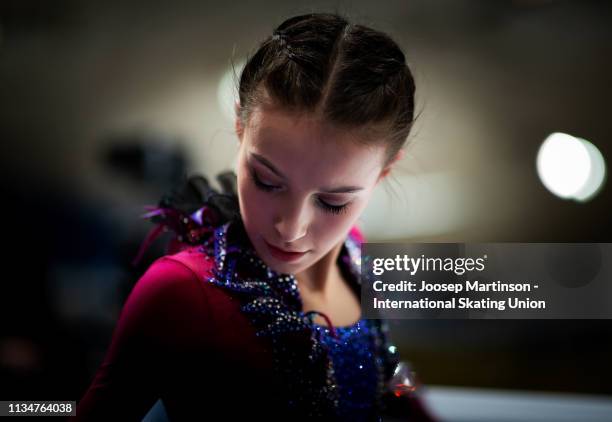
[73,12,436,421]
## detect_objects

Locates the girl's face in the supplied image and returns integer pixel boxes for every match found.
[235,104,389,275]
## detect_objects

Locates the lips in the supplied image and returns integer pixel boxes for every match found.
[264,240,309,262]
[271,244,306,253]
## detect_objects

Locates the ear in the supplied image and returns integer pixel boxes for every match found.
[235,100,244,141]
[377,149,405,182]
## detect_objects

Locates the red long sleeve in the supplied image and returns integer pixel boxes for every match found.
[72,256,216,420]
[72,224,414,421]
[72,247,277,421]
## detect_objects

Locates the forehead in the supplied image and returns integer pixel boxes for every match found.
[245,107,385,183]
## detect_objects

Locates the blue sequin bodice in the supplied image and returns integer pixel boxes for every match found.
[203,218,399,418]
[315,319,379,420]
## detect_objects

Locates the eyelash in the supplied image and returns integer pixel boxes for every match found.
[248,169,351,215]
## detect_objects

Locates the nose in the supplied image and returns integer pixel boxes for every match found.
[273,199,310,244]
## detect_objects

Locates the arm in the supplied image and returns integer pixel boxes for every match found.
[71,257,210,421]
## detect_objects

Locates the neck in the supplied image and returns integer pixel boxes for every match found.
[295,241,344,296]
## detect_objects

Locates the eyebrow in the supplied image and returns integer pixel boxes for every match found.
[249,152,365,194]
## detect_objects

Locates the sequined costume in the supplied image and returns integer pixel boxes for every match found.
[73,172,435,421]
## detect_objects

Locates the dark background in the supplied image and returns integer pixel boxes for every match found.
[1,0,610,404]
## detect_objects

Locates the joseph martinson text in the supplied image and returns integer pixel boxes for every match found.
[371,280,547,311]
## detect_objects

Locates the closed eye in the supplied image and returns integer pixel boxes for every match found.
[316,199,350,215]
[248,167,352,216]
[249,166,280,191]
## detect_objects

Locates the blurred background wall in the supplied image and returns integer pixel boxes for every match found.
[0,0,610,402]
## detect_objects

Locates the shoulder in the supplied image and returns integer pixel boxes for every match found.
[117,247,218,345]
[129,247,213,305]
[161,245,217,281]
[128,244,219,311]
[126,245,248,337]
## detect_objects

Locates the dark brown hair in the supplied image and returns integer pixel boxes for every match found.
[234,12,416,168]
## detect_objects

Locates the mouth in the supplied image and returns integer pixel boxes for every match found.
[264,239,309,262]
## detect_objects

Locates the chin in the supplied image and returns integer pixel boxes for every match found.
[263,255,308,274]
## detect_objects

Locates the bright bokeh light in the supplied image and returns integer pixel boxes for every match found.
[536,132,606,202]
[573,137,607,202]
